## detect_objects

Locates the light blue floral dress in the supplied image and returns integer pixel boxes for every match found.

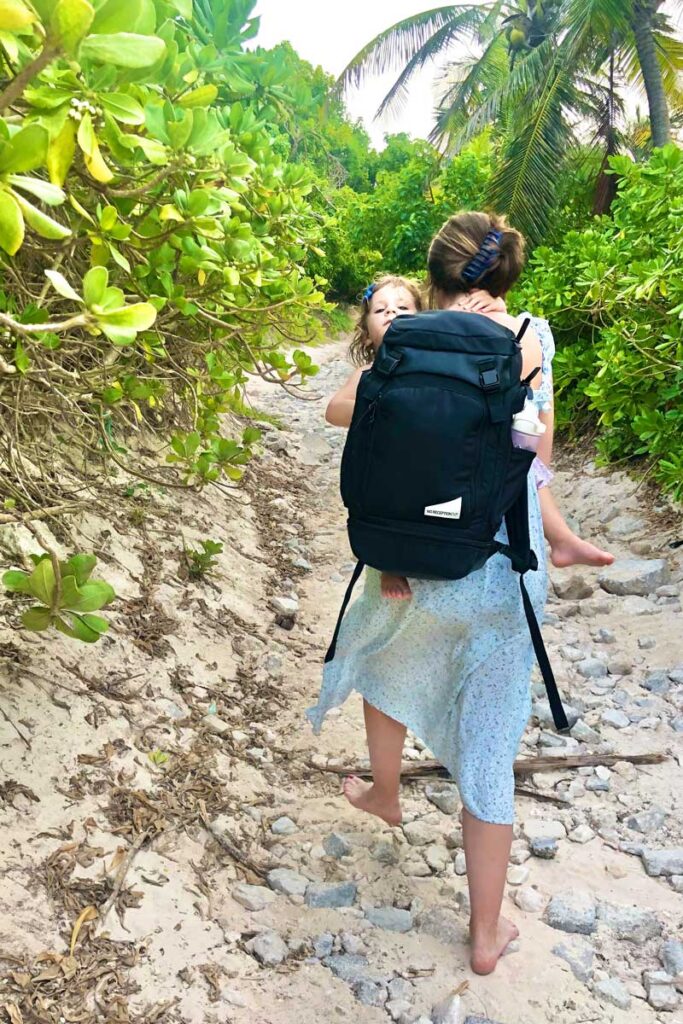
[305,315,555,825]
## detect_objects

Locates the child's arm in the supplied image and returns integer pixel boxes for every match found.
[325,366,370,428]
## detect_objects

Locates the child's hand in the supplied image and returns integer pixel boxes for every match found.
[453,290,507,314]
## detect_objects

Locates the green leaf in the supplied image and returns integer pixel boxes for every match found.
[92,0,143,33]
[55,612,101,642]
[29,558,56,606]
[62,553,97,584]
[101,92,145,125]
[0,0,36,31]
[0,189,24,255]
[50,0,95,54]
[14,337,29,372]
[167,0,191,17]
[83,265,108,307]
[0,124,48,174]
[9,175,66,206]
[22,606,53,631]
[178,85,218,109]
[80,31,165,68]
[45,269,82,302]
[15,194,71,240]
[80,612,109,633]
[60,574,115,611]
[96,302,157,330]
[47,119,76,187]
[2,569,31,592]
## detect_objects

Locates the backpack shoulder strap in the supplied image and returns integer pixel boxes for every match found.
[325,560,365,664]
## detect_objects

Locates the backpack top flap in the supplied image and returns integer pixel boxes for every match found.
[375,310,523,391]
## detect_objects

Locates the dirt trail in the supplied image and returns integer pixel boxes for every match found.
[0,337,682,1024]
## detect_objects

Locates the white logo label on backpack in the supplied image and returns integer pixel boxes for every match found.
[424,497,463,520]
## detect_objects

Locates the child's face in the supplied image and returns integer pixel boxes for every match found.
[367,285,417,350]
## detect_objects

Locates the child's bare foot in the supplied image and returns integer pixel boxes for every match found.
[341,775,402,826]
[381,573,412,599]
[470,916,519,975]
[550,533,615,568]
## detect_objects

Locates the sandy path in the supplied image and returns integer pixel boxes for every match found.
[0,337,681,1024]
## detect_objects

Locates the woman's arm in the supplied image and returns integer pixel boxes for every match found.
[325,366,369,428]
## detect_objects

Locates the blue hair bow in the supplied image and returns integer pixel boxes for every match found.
[461,229,502,284]
[362,283,375,303]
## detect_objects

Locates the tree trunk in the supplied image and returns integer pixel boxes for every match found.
[631,0,671,147]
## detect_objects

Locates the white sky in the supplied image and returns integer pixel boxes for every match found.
[252,0,683,150]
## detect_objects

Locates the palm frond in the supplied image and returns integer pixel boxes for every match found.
[559,0,632,57]
[336,5,490,94]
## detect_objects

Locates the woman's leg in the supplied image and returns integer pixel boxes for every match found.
[342,698,406,826]
[462,807,518,974]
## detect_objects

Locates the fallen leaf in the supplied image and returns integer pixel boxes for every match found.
[2,1003,24,1024]
[60,955,78,980]
[9,972,30,988]
[69,905,98,955]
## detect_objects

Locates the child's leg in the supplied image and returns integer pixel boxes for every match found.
[342,698,406,826]
[380,573,412,599]
[462,808,518,974]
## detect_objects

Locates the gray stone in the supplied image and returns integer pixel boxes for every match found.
[638,635,656,649]
[271,816,298,835]
[641,848,683,877]
[641,671,671,695]
[597,901,662,942]
[644,979,680,1011]
[599,558,669,597]
[312,932,334,958]
[402,819,432,846]
[607,657,633,675]
[601,708,630,729]
[370,839,399,865]
[593,627,616,644]
[569,825,595,844]
[571,719,601,744]
[388,978,414,1001]
[671,717,683,733]
[585,777,610,792]
[245,930,289,966]
[386,1000,414,1022]
[305,881,357,908]
[266,868,309,897]
[669,664,683,684]
[365,906,414,933]
[322,953,369,984]
[464,1017,506,1024]
[577,657,608,679]
[552,940,595,982]
[203,715,231,735]
[594,977,631,1010]
[425,783,460,815]
[431,993,463,1024]
[560,645,585,663]
[514,886,545,913]
[425,844,450,873]
[323,832,353,858]
[270,595,299,618]
[231,883,277,912]
[339,931,366,955]
[416,905,465,947]
[661,940,683,977]
[607,515,646,537]
[353,979,388,1007]
[553,574,594,600]
[530,837,558,859]
[545,892,597,935]
[533,700,580,729]
[524,819,567,841]
[626,807,667,833]
[507,864,529,885]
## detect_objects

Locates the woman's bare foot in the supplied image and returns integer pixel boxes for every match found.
[550,532,615,568]
[381,573,412,599]
[341,775,402,826]
[470,916,519,975]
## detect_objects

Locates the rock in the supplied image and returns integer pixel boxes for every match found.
[323,832,353,859]
[271,816,298,835]
[312,932,334,958]
[669,664,683,684]
[514,886,545,913]
[402,820,432,846]
[533,700,580,729]
[597,901,662,942]
[266,868,309,897]
[552,940,595,983]
[431,993,463,1024]
[661,940,683,977]
[245,931,289,966]
[231,883,277,912]
[530,837,558,859]
[568,825,595,844]
[425,784,460,815]
[553,575,594,600]
[643,972,680,1010]
[577,657,608,679]
[202,715,231,735]
[524,819,567,841]
[586,777,610,792]
[560,645,585,663]
[641,848,683,877]
[416,905,465,947]
[638,635,656,649]
[339,931,366,955]
[270,595,299,618]
[371,840,400,865]
[463,1017,506,1024]
[545,892,597,935]
[601,708,630,729]
[622,595,659,615]
[593,627,616,644]
[626,808,667,833]
[323,953,369,984]
[453,851,467,875]
[571,719,601,744]
[607,515,646,537]
[641,670,671,695]
[305,882,357,908]
[607,657,633,675]
[365,907,414,933]
[507,864,529,885]
[353,978,388,1007]
[509,839,531,864]
[386,999,414,1022]
[425,844,450,873]
[402,856,432,878]
[599,558,669,597]
[594,977,631,1010]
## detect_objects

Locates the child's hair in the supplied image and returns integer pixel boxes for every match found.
[427,211,526,299]
[348,275,423,366]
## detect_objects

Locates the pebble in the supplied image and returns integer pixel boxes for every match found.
[353,978,388,1006]
[641,670,671,694]
[553,574,594,600]
[305,882,357,908]
[454,851,467,875]
[371,840,400,865]
[601,708,630,729]
[386,999,414,1021]
[552,940,595,982]
[607,514,646,537]
[598,558,669,596]
[323,832,353,858]
[524,819,567,841]
[245,930,289,966]
[641,848,683,877]
[593,976,632,1010]
[202,715,231,736]
[231,883,277,912]
[593,627,616,643]
[626,807,667,833]
[530,837,557,859]
[597,901,662,942]
[661,940,683,977]
[568,825,595,844]
[365,907,414,933]
[416,905,464,946]
[270,595,299,618]
[322,953,369,984]
[577,657,608,679]
[425,784,460,815]
[271,816,298,835]
[266,868,309,897]
[403,820,432,846]
[545,891,597,934]
[606,657,633,675]
[312,932,334,958]
[425,844,450,873]
[514,886,545,913]
[571,719,602,744]
[431,993,462,1024]
[507,864,529,885]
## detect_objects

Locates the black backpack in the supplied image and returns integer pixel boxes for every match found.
[325,310,569,733]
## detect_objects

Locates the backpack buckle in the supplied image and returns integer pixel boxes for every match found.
[479,366,499,392]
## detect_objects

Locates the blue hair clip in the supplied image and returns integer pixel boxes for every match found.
[461,229,503,284]
[362,283,375,303]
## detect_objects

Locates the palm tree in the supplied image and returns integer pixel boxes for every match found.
[338,0,681,242]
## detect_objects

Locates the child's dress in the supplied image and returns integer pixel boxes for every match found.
[305,315,555,826]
